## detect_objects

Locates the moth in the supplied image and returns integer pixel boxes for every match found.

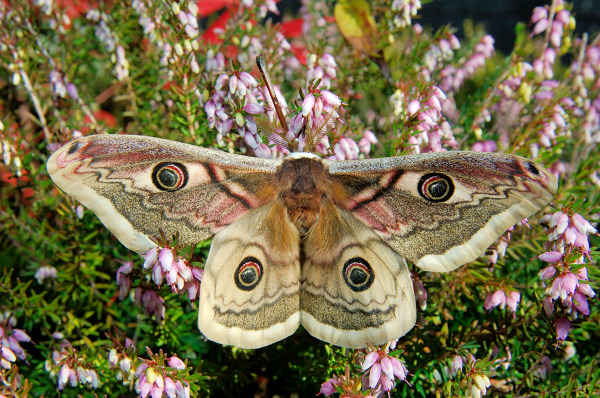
[47,133,557,349]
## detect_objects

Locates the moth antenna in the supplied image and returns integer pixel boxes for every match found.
[256,56,289,133]
[254,116,291,147]
[306,106,339,152]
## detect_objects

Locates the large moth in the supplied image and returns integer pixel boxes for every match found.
[47,133,557,349]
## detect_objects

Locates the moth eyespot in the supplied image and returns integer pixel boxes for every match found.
[418,173,454,202]
[234,257,263,291]
[342,258,374,292]
[66,142,83,155]
[526,162,540,176]
[152,162,188,191]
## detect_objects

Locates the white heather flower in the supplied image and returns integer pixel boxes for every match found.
[35,266,58,283]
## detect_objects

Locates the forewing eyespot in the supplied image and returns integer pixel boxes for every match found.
[418,173,454,202]
[527,161,540,176]
[66,142,83,155]
[151,162,188,191]
[342,258,374,292]
[234,257,263,291]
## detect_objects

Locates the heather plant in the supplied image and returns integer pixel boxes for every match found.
[0,0,598,396]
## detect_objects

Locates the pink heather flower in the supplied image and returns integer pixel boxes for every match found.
[543,296,554,316]
[484,289,522,315]
[572,291,590,315]
[506,291,521,313]
[205,70,264,148]
[532,16,549,35]
[167,356,186,370]
[572,213,598,235]
[471,373,492,397]
[49,70,67,98]
[533,356,553,379]
[358,130,378,155]
[531,6,548,24]
[135,288,165,321]
[407,99,421,115]
[159,248,174,272]
[58,363,70,390]
[152,263,164,286]
[143,247,158,270]
[302,93,315,116]
[437,35,494,93]
[321,90,342,108]
[544,211,596,257]
[472,140,498,152]
[539,265,557,281]
[318,378,338,396]
[574,268,595,298]
[548,272,578,301]
[11,329,30,343]
[451,355,463,374]
[484,290,505,310]
[1,345,16,364]
[556,318,571,342]
[117,261,133,300]
[164,376,177,397]
[332,138,359,160]
[538,251,563,263]
[306,53,337,88]
[108,349,118,366]
[285,85,345,155]
[243,103,265,114]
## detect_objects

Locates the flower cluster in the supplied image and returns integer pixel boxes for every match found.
[483,289,521,314]
[391,85,456,153]
[0,317,30,370]
[134,288,165,322]
[464,371,491,398]
[538,210,597,343]
[569,39,600,144]
[203,71,265,151]
[530,0,574,50]
[131,0,165,49]
[143,246,203,301]
[417,30,461,82]
[135,349,190,398]
[442,355,465,379]
[306,53,337,89]
[361,342,410,395]
[108,338,136,385]
[438,35,494,94]
[168,2,201,74]
[298,86,343,155]
[35,265,58,283]
[391,0,422,29]
[47,340,100,390]
[86,10,130,81]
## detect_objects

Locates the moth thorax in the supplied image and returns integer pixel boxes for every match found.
[276,157,330,233]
